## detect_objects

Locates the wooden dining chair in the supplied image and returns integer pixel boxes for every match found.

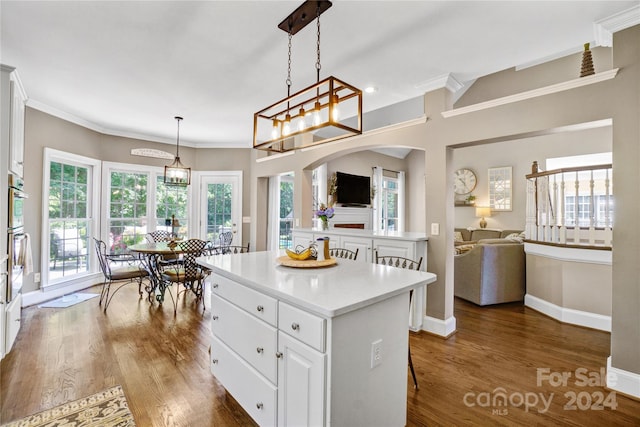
[375,253,423,389]
[93,238,149,312]
[161,238,208,313]
[328,247,359,261]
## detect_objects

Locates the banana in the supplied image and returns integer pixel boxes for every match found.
[286,248,312,261]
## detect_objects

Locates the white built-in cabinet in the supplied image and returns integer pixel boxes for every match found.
[210,273,326,426]
[1,64,26,359]
[4,65,26,178]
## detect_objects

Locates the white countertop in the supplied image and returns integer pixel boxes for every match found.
[293,228,429,242]
[197,251,437,318]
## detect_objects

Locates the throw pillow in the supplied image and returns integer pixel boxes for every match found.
[454,231,463,242]
[505,232,524,243]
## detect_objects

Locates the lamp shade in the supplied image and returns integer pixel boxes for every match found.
[475,207,492,218]
[475,206,491,229]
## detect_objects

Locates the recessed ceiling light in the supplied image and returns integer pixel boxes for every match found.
[364,86,378,94]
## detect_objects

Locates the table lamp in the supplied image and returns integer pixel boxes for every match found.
[475,206,492,229]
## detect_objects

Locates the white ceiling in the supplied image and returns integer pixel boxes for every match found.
[1,1,638,149]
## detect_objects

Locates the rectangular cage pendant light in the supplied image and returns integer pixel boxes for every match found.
[253,1,362,153]
[254,76,362,153]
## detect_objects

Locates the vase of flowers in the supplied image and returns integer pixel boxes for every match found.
[316,203,334,230]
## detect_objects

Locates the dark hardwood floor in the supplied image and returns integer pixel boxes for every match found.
[1,282,639,426]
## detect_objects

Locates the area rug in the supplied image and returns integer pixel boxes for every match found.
[1,385,136,427]
[38,292,99,308]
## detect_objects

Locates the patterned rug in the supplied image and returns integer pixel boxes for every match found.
[1,385,135,427]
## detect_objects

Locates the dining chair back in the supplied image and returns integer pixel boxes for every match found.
[208,242,250,255]
[145,230,176,243]
[219,231,233,252]
[161,238,208,312]
[375,253,423,389]
[328,247,358,261]
[93,237,149,312]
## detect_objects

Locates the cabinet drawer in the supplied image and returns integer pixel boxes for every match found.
[278,302,326,353]
[210,273,277,326]
[211,335,277,427]
[212,294,278,383]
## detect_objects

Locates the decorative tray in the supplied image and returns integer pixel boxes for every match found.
[276,256,337,268]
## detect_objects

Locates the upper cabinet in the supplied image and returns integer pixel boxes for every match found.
[2,65,27,178]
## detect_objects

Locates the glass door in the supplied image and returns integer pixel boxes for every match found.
[200,173,242,247]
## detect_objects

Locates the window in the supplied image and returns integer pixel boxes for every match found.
[279,175,294,249]
[108,171,149,253]
[104,163,190,253]
[547,152,613,228]
[43,149,100,286]
[381,176,399,231]
[156,175,188,237]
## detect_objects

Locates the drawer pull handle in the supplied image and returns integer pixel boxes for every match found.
[276,352,283,359]
[212,315,219,320]
[291,323,300,331]
[256,305,264,312]
[212,283,219,289]
[256,402,263,410]
[212,359,218,364]
[256,347,264,354]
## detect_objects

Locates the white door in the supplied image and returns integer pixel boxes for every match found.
[199,172,243,246]
[277,331,326,427]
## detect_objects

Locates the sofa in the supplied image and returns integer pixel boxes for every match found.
[454,228,526,306]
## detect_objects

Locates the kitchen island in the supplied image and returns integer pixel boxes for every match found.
[197,251,437,426]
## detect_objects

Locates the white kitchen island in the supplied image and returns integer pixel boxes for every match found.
[197,251,437,427]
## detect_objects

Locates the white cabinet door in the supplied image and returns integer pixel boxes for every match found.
[277,331,326,427]
[292,231,314,251]
[8,74,26,178]
[374,239,416,261]
[339,236,372,263]
[5,293,21,354]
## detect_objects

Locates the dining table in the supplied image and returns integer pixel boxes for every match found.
[128,241,196,306]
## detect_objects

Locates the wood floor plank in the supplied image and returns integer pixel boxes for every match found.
[1,284,639,426]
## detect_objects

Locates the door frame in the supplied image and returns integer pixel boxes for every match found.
[195,171,243,245]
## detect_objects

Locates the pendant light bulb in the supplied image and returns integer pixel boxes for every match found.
[298,107,306,131]
[330,94,340,122]
[271,119,280,140]
[283,113,292,136]
[313,100,322,126]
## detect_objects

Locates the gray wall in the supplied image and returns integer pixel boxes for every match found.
[21,108,253,293]
[452,126,612,230]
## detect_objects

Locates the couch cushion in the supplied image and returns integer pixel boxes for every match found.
[469,229,502,240]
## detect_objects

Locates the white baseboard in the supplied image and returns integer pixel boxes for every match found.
[607,356,640,399]
[22,274,101,307]
[422,314,456,337]
[525,294,611,332]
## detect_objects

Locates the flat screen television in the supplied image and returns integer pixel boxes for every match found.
[336,171,371,206]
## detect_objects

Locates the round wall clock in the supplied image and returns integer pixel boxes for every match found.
[454,168,477,195]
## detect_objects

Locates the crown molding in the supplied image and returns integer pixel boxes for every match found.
[594,4,640,47]
[415,73,463,94]
[441,68,619,118]
[25,99,202,148]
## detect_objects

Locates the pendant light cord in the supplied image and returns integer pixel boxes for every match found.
[175,116,182,158]
[316,3,321,83]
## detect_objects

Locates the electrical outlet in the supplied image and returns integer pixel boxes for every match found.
[371,339,382,368]
[34,272,41,283]
[431,223,440,235]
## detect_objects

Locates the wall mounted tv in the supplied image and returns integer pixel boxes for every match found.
[336,171,371,206]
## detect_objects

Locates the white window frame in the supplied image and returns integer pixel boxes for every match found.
[101,161,195,243]
[41,148,101,289]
